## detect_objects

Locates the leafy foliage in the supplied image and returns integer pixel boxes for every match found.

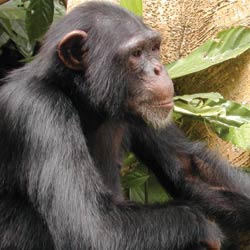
[0,0,34,57]
[120,0,143,16]
[26,0,54,42]
[174,93,250,150]
[0,0,65,57]
[167,26,250,149]
[121,154,170,204]
[167,26,250,79]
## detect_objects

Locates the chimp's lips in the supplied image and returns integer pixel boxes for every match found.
[153,100,174,109]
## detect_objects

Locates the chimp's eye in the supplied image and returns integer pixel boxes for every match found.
[132,49,143,57]
[152,43,160,52]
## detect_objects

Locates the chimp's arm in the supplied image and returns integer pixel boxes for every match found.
[130,123,250,232]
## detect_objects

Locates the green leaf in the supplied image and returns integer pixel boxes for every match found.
[129,185,146,203]
[227,124,250,150]
[0,5,26,20]
[167,26,250,79]
[120,0,143,16]
[122,165,150,189]
[0,0,29,19]
[128,173,170,204]
[0,0,64,57]
[122,164,170,204]
[0,18,35,57]
[0,28,9,48]
[174,93,250,150]
[146,174,171,204]
[0,1,34,57]
[25,0,54,41]
[54,0,66,22]
[123,153,138,166]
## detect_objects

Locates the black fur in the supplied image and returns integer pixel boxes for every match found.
[0,2,249,250]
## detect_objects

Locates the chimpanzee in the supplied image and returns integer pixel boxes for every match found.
[0,2,250,250]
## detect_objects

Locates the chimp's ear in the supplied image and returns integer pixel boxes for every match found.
[57,30,88,70]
